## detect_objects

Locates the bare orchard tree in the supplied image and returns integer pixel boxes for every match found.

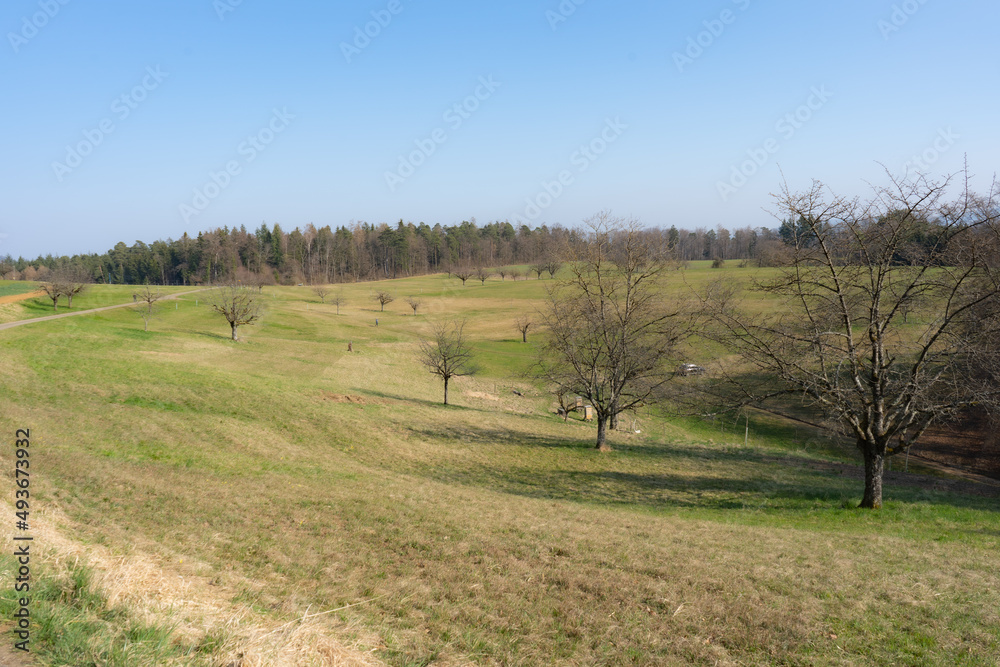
[454,269,473,286]
[61,272,90,308]
[132,284,163,332]
[536,212,692,450]
[372,290,394,312]
[475,267,492,285]
[703,169,1000,509]
[419,320,479,405]
[40,281,65,311]
[208,284,264,341]
[312,285,331,303]
[330,291,346,315]
[545,260,563,279]
[509,268,524,281]
[497,268,508,281]
[405,296,422,315]
[515,315,532,343]
[530,262,546,280]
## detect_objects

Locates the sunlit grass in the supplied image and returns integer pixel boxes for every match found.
[1,270,997,665]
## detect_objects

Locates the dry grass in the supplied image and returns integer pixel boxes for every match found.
[1,270,998,665]
[2,502,383,666]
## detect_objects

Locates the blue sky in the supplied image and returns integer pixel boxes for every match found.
[3,0,998,258]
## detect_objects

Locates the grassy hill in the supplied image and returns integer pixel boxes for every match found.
[1,266,998,665]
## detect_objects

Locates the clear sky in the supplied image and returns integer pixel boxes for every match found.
[3,0,998,258]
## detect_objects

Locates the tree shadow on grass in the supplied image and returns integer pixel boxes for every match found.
[403,423,1000,514]
[180,329,232,341]
[356,388,492,413]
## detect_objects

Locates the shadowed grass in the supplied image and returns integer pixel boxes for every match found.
[0,274,998,665]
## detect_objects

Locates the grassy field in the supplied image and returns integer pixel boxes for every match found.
[1,265,998,665]
[0,281,198,325]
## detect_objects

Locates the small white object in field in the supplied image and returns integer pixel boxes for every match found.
[635,430,641,434]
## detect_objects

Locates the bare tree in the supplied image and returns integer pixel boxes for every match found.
[312,285,330,303]
[509,269,524,281]
[515,315,532,343]
[132,284,162,332]
[536,212,691,450]
[419,320,479,405]
[530,262,546,280]
[372,290,395,312]
[63,278,89,308]
[497,268,508,281]
[40,281,64,311]
[454,269,473,286]
[208,284,264,341]
[405,296,422,315]
[475,267,492,285]
[330,291,346,315]
[545,260,563,279]
[703,169,1000,509]
[49,268,90,308]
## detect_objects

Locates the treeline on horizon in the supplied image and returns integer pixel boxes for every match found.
[1,218,807,286]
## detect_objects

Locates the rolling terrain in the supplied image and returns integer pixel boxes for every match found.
[1,267,998,666]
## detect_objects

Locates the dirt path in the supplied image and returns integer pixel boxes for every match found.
[0,290,44,305]
[0,289,209,332]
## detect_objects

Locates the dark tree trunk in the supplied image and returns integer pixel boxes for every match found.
[860,444,884,509]
[522,331,527,343]
[231,323,238,341]
[596,416,610,451]
[443,376,449,405]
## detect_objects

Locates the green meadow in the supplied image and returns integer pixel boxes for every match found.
[1,264,998,665]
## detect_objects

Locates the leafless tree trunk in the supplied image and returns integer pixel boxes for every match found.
[208,284,264,341]
[419,320,479,405]
[40,282,64,311]
[331,292,346,315]
[536,212,692,450]
[515,316,532,343]
[312,286,330,303]
[703,167,1000,508]
[132,284,163,332]
[373,290,394,311]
